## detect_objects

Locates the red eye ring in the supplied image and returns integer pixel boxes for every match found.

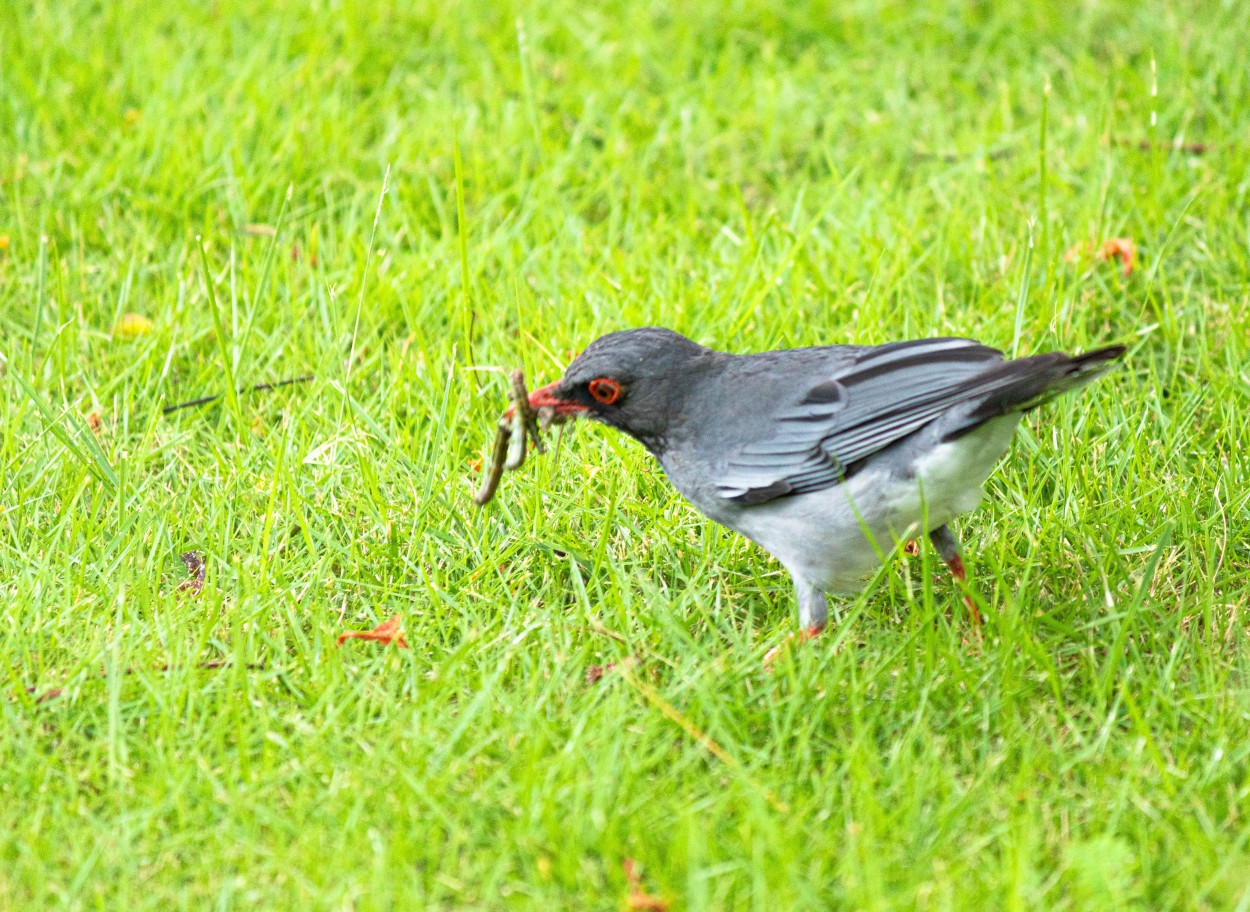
[588,378,621,405]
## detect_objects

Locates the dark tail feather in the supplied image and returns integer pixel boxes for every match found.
[947,344,1127,438]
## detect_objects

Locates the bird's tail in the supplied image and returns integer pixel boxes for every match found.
[1020,344,1127,406]
[948,344,1127,436]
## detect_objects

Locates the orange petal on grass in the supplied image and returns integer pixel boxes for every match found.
[1064,237,1136,277]
[1098,237,1137,276]
[623,859,670,912]
[336,614,410,649]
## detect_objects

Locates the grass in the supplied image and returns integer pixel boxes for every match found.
[2,0,1249,907]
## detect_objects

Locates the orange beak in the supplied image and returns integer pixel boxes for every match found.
[503,380,589,419]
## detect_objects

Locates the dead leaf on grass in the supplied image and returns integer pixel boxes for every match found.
[177,550,206,596]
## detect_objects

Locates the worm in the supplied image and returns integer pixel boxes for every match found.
[474,368,571,506]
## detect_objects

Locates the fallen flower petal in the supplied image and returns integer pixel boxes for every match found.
[1063,237,1136,277]
[623,859,669,912]
[1098,237,1137,276]
[115,312,154,339]
[336,614,410,649]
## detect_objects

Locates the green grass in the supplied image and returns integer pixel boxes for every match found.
[2,0,1249,908]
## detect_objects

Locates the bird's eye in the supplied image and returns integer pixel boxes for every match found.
[588,378,622,405]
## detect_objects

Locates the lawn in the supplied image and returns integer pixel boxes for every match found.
[2,0,1249,908]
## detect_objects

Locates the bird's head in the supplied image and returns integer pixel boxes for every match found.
[525,327,715,451]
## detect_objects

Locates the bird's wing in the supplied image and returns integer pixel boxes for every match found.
[715,338,1009,505]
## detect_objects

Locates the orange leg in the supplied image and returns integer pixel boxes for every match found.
[929,525,981,628]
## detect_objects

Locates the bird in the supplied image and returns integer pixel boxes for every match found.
[521,328,1125,654]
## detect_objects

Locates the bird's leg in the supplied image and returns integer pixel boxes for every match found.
[797,579,828,633]
[928,524,981,627]
[764,578,827,668]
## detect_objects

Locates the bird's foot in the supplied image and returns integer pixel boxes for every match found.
[962,592,982,629]
[943,552,982,629]
[763,625,824,670]
[928,525,983,632]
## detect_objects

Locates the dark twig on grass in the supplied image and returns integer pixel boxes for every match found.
[162,375,314,414]
[23,659,267,705]
[910,147,1017,164]
[1114,137,1210,155]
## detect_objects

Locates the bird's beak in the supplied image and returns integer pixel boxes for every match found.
[504,380,588,419]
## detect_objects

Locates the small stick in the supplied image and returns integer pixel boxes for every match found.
[22,659,267,705]
[910,147,1016,164]
[162,375,314,414]
[1114,137,1210,155]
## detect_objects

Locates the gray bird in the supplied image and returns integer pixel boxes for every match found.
[524,328,1125,648]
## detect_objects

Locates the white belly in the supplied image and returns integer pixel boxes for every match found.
[725,416,1020,593]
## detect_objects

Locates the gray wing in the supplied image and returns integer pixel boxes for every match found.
[716,338,1008,505]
